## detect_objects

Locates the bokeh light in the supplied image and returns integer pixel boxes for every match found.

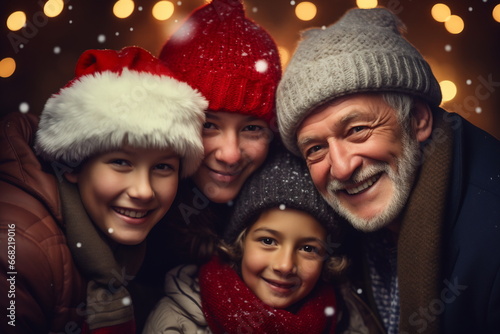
[6,11,26,31]
[19,102,29,113]
[295,2,317,21]
[444,15,464,34]
[357,0,378,9]
[440,80,457,102]
[44,0,65,18]
[278,46,290,69]
[113,0,135,19]
[0,58,16,78]
[153,1,175,21]
[493,4,500,23]
[431,3,451,22]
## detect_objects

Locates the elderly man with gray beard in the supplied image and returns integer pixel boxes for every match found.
[276,7,500,334]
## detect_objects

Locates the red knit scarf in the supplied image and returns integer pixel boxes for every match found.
[199,257,337,334]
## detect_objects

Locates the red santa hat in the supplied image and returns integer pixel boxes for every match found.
[159,0,281,122]
[35,46,208,177]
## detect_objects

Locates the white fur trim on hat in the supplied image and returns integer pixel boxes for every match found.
[35,68,208,177]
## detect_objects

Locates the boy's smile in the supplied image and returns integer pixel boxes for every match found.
[65,145,180,245]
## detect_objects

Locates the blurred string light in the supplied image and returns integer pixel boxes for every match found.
[440,80,457,102]
[114,0,135,19]
[0,58,16,78]
[44,0,64,18]
[493,4,500,23]
[431,3,451,22]
[431,3,464,34]
[153,1,175,21]
[6,11,26,31]
[356,0,378,9]
[445,15,464,34]
[295,2,317,21]
[277,46,290,68]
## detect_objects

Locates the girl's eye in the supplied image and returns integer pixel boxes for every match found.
[260,237,275,246]
[301,245,318,253]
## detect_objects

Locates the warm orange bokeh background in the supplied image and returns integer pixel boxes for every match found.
[1,0,499,139]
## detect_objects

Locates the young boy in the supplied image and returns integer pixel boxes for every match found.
[143,149,348,334]
[0,46,207,334]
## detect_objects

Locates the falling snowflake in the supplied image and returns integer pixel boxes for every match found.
[69,20,73,24]
[252,7,258,13]
[76,242,82,248]
[279,204,286,210]
[53,46,61,54]
[177,1,183,5]
[138,6,143,11]
[255,59,268,73]
[19,102,29,113]
[475,107,482,114]
[130,27,134,31]
[468,7,473,12]
[122,296,131,306]
[324,306,335,317]
[466,79,472,85]
[97,34,106,43]
[444,44,452,52]
[108,228,114,234]
[290,1,296,5]
[115,32,120,36]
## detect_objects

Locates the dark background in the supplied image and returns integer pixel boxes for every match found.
[1,0,499,139]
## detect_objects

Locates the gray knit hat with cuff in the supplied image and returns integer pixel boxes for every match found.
[224,147,342,245]
[276,7,442,156]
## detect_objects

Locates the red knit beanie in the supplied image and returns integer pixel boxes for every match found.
[159,0,281,122]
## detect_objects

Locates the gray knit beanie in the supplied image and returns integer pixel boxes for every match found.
[224,147,342,245]
[277,7,442,155]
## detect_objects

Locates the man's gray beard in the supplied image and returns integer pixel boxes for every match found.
[323,133,422,232]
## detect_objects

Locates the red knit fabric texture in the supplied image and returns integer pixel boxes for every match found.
[159,0,281,122]
[199,257,337,334]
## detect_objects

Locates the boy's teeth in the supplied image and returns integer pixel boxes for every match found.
[346,175,379,195]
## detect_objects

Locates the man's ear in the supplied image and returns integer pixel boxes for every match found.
[412,100,433,143]
[64,172,79,184]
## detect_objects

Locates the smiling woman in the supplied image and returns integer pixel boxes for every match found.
[133,1,283,329]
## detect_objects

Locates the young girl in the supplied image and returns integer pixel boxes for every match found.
[143,149,348,334]
[0,46,207,334]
